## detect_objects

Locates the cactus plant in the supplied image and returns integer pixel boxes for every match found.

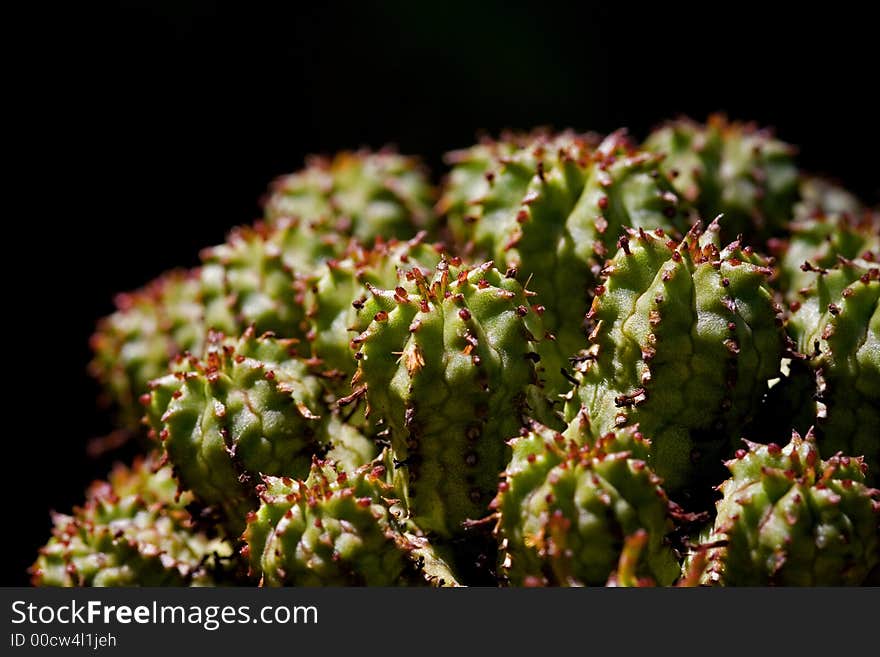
[42,115,880,588]
[144,328,327,532]
[91,220,318,427]
[773,210,879,303]
[31,458,232,586]
[243,458,453,586]
[645,115,799,242]
[350,259,549,537]
[90,270,206,427]
[91,148,438,428]
[265,150,436,244]
[438,130,688,396]
[305,232,443,383]
[795,177,864,219]
[564,220,783,495]
[492,420,679,586]
[786,258,880,481]
[701,431,880,586]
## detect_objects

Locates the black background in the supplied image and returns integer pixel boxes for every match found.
[8,1,877,585]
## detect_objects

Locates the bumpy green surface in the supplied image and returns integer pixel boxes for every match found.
[440,131,595,256]
[91,221,318,427]
[90,271,206,426]
[351,260,546,537]
[145,329,326,532]
[265,150,435,243]
[702,431,880,586]
[71,118,880,588]
[305,233,443,382]
[787,259,880,481]
[319,413,379,474]
[645,115,799,241]
[92,150,436,427]
[244,460,419,586]
[565,221,783,494]
[493,421,678,586]
[439,131,687,395]
[32,458,231,587]
[199,223,310,339]
[775,210,879,302]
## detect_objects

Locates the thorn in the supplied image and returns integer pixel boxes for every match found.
[337,386,367,407]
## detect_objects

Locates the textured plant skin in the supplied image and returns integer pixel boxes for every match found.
[350,259,547,537]
[702,431,880,586]
[786,259,880,481]
[305,232,443,383]
[645,115,799,241]
[439,130,595,255]
[91,221,318,428]
[58,117,880,588]
[90,152,433,428]
[771,210,879,303]
[144,328,326,533]
[32,457,232,587]
[492,421,679,586]
[198,223,310,340]
[265,149,436,244]
[90,270,207,427]
[564,221,783,495]
[243,459,452,586]
[319,414,379,474]
[438,131,687,396]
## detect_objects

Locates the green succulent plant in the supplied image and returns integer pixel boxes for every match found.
[243,458,456,586]
[439,130,688,396]
[645,115,799,242]
[493,421,679,586]
[350,258,550,537]
[304,232,443,384]
[785,258,880,481]
[144,328,329,532]
[701,431,880,586]
[91,221,319,428]
[265,149,436,243]
[32,458,232,586]
[564,220,783,495]
[49,115,880,588]
[774,210,878,303]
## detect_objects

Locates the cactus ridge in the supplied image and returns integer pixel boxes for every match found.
[645,114,799,241]
[91,219,323,427]
[774,209,879,302]
[786,258,880,480]
[566,219,783,493]
[305,231,444,383]
[90,270,207,426]
[351,258,548,537]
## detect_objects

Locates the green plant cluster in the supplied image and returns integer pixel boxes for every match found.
[36,120,878,587]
